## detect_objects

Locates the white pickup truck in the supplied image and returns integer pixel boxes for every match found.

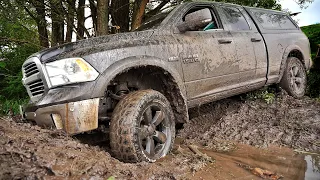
[22,2,312,162]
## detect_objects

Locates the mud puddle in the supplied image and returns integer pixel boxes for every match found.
[177,142,320,180]
[303,154,320,180]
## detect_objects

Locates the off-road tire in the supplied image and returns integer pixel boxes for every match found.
[110,90,175,163]
[280,57,307,98]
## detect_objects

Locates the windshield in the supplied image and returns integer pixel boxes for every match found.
[135,6,177,31]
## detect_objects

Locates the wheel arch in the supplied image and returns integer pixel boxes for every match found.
[92,56,189,123]
[277,45,306,83]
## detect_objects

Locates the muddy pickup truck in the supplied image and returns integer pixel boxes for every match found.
[21,2,312,163]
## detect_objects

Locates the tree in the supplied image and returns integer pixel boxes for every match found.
[0,0,40,102]
[296,0,314,8]
[89,0,98,36]
[50,0,65,46]
[110,0,130,32]
[97,0,109,36]
[28,0,50,48]
[131,0,149,30]
[66,0,76,42]
[77,0,86,40]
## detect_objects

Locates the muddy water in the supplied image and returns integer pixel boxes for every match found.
[304,155,320,180]
[174,143,320,180]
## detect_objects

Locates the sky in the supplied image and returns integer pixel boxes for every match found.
[279,0,320,27]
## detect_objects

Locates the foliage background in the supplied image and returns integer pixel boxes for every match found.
[301,24,320,98]
[301,23,320,59]
[0,5,40,114]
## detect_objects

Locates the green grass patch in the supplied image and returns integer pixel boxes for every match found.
[0,97,29,115]
[241,86,277,104]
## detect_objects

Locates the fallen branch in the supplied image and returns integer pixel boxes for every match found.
[238,163,283,180]
[294,150,320,156]
[188,145,214,163]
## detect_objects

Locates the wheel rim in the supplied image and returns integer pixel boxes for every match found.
[289,65,306,94]
[138,103,171,159]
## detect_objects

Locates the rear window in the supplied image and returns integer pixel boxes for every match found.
[250,9,297,30]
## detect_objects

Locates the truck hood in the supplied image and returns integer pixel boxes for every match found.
[33,30,156,63]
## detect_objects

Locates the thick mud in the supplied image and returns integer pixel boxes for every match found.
[0,92,319,179]
[180,91,320,152]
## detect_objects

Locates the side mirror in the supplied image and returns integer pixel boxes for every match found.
[177,8,212,33]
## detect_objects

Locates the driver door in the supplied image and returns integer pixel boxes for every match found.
[173,5,239,106]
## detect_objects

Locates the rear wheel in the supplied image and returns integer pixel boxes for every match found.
[280,57,307,98]
[110,90,175,163]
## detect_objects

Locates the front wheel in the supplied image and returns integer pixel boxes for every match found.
[110,90,175,163]
[280,57,307,98]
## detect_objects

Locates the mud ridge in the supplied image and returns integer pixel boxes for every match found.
[179,91,320,152]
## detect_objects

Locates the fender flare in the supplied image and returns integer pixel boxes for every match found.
[277,45,305,83]
[91,55,189,123]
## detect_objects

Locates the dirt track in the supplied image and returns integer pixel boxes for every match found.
[0,90,319,179]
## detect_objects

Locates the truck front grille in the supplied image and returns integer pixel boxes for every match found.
[22,57,47,102]
[26,79,45,96]
[23,62,39,77]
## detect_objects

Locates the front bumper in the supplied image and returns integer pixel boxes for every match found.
[22,98,99,135]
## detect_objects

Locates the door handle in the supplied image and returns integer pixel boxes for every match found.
[251,38,262,42]
[218,39,232,44]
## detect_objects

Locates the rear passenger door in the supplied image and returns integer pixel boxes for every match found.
[218,5,267,87]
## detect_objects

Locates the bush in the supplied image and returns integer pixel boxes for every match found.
[0,48,35,115]
[307,70,320,98]
[301,24,320,56]
[1,72,27,98]
[0,96,29,115]
[301,24,320,98]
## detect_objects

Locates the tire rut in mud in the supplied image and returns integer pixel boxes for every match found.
[179,91,320,152]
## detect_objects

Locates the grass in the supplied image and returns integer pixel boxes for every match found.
[241,86,278,104]
[0,97,29,115]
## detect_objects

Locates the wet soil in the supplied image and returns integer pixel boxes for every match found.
[181,91,320,152]
[0,91,319,179]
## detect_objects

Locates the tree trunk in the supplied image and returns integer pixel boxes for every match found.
[66,0,75,42]
[77,0,85,40]
[89,0,98,36]
[96,0,109,36]
[111,0,130,32]
[31,0,49,48]
[131,0,149,31]
[50,0,64,46]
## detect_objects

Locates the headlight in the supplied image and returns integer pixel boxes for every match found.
[45,58,99,87]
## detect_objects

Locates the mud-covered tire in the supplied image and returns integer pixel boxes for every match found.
[110,90,175,163]
[280,57,307,98]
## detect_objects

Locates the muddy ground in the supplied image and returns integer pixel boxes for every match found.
[0,90,319,179]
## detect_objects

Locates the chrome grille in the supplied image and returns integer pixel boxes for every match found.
[23,62,39,77]
[27,79,45,96]
[22,57,47,102]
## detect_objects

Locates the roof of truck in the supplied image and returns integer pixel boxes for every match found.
[183,1,286,15]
